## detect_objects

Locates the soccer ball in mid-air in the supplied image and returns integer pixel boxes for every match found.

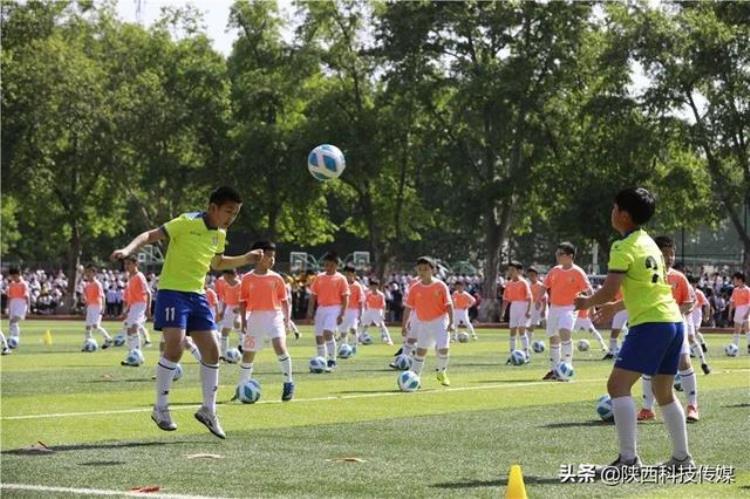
[113,334,126,347]
[555,362,575,381]
[224,348,241,364]
[457,332,470,343]
[82,338,98,352]
[309,356,327,373]
[596,395,614,422]
[338,343,353,359]
[307,144,346,181]
[577,339,590,352]
[125,349,144,366]
[725,343,739,357]
[7,336,19,349]
[237,379,262,404]
[398,371,420,392]
[172,363,183,382]
[509,349,527,366]
[532,340,545,353]
[393,354,412,371]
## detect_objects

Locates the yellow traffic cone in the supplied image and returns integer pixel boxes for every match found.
[42,329,52,346]
[505,464,527,499]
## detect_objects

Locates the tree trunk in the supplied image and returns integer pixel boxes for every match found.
[478,201,513,322]
[64,224,82,314]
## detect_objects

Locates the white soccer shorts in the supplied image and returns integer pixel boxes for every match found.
[574,317,594,331]
[9,298,27,320]
[530,304,546,326]
[681,318,692,355]
[125,302,147,327]
[362,309,384,326]
[612,310,629,330]
[414,315,449,350]
[341,309,360,331]
[509,302,531,329]
[455,309,471,327]
[220,308,239,330]
[734,305,749,325]
[85,305,103,327]
[315,305,341,336]
[546,305,576,337]
[243,311,285,352]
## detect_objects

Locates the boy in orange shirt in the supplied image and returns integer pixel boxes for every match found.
[217,269,242,360]
[402,256,455,387]
[526,267,546,350]
[341,264,364,348]
[688,276,709,354]
[120,257,152,366]
[237,241,294,401]
[7,267,30,349]
[542,242,592,380]
[82,264,113,350]
[500,261,532,361]
[728,272,750,353]
[452,280,477,341]
[362,278,393,346]
[307,252,349,371]
[573,300,608,353]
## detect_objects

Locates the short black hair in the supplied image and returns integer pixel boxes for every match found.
[734,272,746,282]
[85,263,97,271]
[125,255,138,263]
[209,186,242,206]
[321,251,340,264]
[527,266,539,274]
[251,240,276,252]
[455,280,465,286]
[8,267,20,275]
[343,263,356,273]
[687,275,699,284]
[557,242,576,257]
[654,236,674,250]
[416,256,436,269]
[222,268,237,275]
[614,187,655,225]
[369,278,379,285]
[509,260,524,270]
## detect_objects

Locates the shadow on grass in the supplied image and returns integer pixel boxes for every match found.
[724,403,750,409]
[88,378,151,384]
[474,379,543,384]
[79,460,126,466]
[431,475,561,489]
[542,420,612,429]
[2,440,205,456]
[337,389,400,395]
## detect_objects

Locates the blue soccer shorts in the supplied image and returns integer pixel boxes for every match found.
[154,290,215,334]
[615,321,684,376]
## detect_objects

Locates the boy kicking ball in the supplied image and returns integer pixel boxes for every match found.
[576,187,694,472]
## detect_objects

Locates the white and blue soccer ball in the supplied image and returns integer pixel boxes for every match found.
[457,332,470,343]
[82,338,98,352]
[394,354,412,371]
[309,356,327,373]
[596,395,614,422]
[532,340,545,353]
[125,349,144,366]
[555,362,575,380]
[398,370,420,392]
[113,334,126,347]
[224,348,241,364]
[338,343,353,359]
[673,373,683,392]
[577,339,590,352]
[238,379,262,404]
[7,336,19,349]
[172,363,183,382]
[509,349,527,366]
[360,332,373,345]
[307,144,346,181]
[725,343,739,357]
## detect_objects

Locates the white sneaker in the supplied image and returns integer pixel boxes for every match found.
[151,406,177,431]
[194,406,225,439]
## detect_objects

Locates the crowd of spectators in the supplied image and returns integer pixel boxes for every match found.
[1,265,743,327]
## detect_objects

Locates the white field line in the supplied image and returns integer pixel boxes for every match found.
[2,378,603,421]
[0,483,229,498]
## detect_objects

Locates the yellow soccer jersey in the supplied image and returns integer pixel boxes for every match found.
[608,229,682,326]
[158,212,226,293]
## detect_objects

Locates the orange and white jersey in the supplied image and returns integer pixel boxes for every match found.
[347,281,365,309]
[503,278,532,303]
[666,269,692,306]
[239,271,287,312]
[310,272,349,306]
[405,279,452,322]
[695,288,708,308]
[452,290,476,310]
[7,279,29,300]
[125,272,149,304]
[84,279,104,307]
[543,265,590,307]
[215,276,226,303]
[222,281,242,307]
[530,281,546,304]
[205,287,218,310]
[577,307,590,318]
[730,285,750,307]
[365,289,386,310]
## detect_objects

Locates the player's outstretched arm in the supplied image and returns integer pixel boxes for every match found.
[110,228,165,261]
[574,272,624,310]
[211,249,263,271]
